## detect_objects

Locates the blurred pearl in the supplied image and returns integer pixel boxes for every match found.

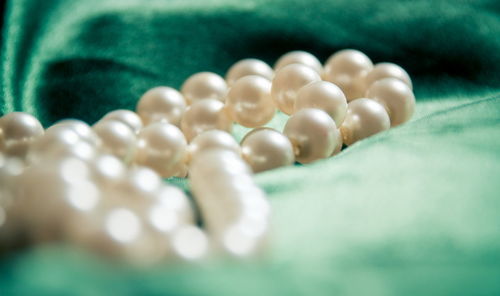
[283,108,338,164]
[148,185,195,234]
[0,112,44,157]
[294,81,348,127]
[241,128,294,173]
[341,98,390,145]
[135,122,187,178]
[364,62,412,90]
[93,120,136,162]
[271,64,321,115]
[91,154,126,187]
[324,49,373,101]
[121,167,162,198]
[225,76,276,127]
[101,110,143,133]
[136,87,187,126]
[226,59,274,86]
[49,119,100,147]
[181,99,232,141]
[181,72,227,104]
[366,78,415,126]
[274,51,323,74]
[188,130,240,161]
[171,225,209,260]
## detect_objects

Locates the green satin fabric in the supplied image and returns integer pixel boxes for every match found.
[1,0,500,295]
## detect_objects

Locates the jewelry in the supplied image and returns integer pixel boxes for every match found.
[0,49,415,264]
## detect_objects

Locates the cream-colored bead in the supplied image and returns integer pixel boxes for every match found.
[364,62,412,90]
[101,110,143,133]
[340,98,390,145]
[226,59,274,86]
[181,99,233,141]
[135,122,187,178]
[323,49,373,101]
[241,128,295,173]
[93,120,136,162]
[283,108,338,164]
[0,112,44,157]
[366,78,415,126]
[136,87,187,126]
[294,81,348,127]
[271,64,321,115]
[332,129,343,156]
[274,51,323,74]
[181,72,227,104]
[188,130,240,161]
[49,119,101,147]
[225,76,276,127]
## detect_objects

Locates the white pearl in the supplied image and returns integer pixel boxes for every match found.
[364,62,412,90]
[271,64,321,115]
[181,72,227,104]
[294,81,348,127]
[101,110,143,133]
[135,122,187,178]
[188,130,240,161]
[91,154,126,187]
[0,112,44,157]
[136,87,187,126]
[323,49,373,101]
[274,51,323,74]
[283,108,339,164]
[225,75,276,127]
[366,78,415,126]
[147,185,194,234]
[340,98,390,145]
[181,99,232,141]
[226,59,274,86]
[241,128,295,173]
[171,225,209,260]
[93,120,136,162]
[49,119,101,147]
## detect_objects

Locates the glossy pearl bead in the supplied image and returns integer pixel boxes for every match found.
[0,112,44,157]
[181,72,228,104]
[271,64,321,115]
[340,98,390,145]
[136,87,187,126]
[283,108,338,164]
[101,110,143,133]
[294,81,348,127]
[225,59,274,86]
[366,78,415,126]
[225,75,276,128]
[93,120,136,162]
[241,128,295,173]
[274,51,323,74]
[49,119,101,147]
[135,122,187,178]
[364,62,413,90]
[188,130,240,161]
[181,99,233,141]
[323,49,373,101]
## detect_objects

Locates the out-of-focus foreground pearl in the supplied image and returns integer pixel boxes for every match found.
[340,98,390,146]
[274,50,323,74]
[0,112,44,157]
[181,72,228,104]
[136,87,187,126]
[93,120,136,162]
[101,110,143,133]
[226,59,274,86]
[181,99,232,141]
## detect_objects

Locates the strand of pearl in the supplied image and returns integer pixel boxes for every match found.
[0,49,415,264]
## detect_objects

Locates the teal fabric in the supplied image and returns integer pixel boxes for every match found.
[1,0,500,295]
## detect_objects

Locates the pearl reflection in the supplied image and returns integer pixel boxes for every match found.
[65,181,100,211]
[172,226,208,260]
[60,158,89,183]
[105,208,141,243]
[223,225,257,256]
[149,206,178,233]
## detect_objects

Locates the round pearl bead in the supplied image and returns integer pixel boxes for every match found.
[366,78,415,127]
[135,122,187,178]
[225,76,276,128]
[49,119,101,147]
[323,49,373,101]
[225,59,274,86]
[136,87,187,126]
[181,99,233,141]
[93,120,136,162]
[294,81,348,127]
[101,110,143,133]
[0,112,44,157]
[181,72,228,104]
[274,51,323,74]
[271,64,321,115]
[364,62,413,90]
[340,98,390,146]
[283,108,339,164]
[241,128,295,173]
[188,130,240,161]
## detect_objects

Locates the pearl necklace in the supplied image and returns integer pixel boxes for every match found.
[0,49,415,264]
